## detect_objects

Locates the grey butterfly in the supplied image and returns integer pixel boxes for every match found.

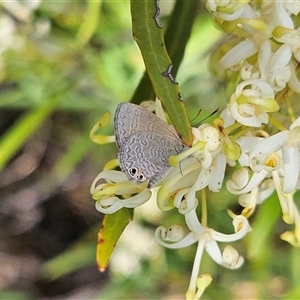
[114,102,187,188]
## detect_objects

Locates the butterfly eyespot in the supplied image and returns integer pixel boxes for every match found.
[129,167,138,176]
[136,173,145,181]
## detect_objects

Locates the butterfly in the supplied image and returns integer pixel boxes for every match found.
[114,102,187,187]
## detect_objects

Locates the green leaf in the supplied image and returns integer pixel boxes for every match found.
[131,0,199,104]
[97,208,133,271]
[130,0,192,146]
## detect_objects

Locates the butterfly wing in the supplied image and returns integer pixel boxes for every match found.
[114,102,180,149]
[118,131,186,187]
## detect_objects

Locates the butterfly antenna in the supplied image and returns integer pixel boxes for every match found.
[190,108,203,124]
[194,108,221,127]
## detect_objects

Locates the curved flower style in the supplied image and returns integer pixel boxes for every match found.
[91,169,151,214]
[155,210,251,299]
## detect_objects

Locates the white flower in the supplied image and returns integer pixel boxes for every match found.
[227,166,275,217]
[206,1,256,21]
[258,41,292,92]
[155,209,250,299]
[219,1,296,70]
[220,39,260,70]
[91,170,151,214]
[227,117,300,219]
[224,79,279,127]
[155,210,250,266]
[227,130,287,197]
[157,124,232,213]
[261,1,295,32]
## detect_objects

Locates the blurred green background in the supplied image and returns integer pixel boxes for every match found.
[0,1,299,299]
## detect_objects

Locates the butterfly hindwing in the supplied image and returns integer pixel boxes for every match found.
[118,131,186,187]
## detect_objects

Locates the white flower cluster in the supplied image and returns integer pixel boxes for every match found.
[91,113,251,299]
[206,0,300,248]
[91,1,300,299]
